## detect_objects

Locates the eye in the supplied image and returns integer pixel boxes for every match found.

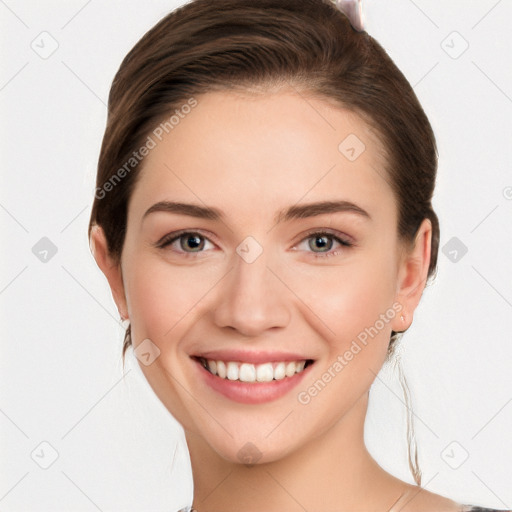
[295,230,354,259]
[155,229,354,259]
[155,230,215,256]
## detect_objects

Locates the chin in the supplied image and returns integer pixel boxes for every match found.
[208,433,298,466]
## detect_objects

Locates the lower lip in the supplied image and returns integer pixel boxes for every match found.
[192,358,314,404]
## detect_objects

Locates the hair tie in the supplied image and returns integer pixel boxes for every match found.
[334,0,365,32]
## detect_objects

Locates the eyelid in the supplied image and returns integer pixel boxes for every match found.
[297,227,355,245]
[155,228,218,249]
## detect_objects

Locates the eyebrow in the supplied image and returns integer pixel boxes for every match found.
[142,199,372,225]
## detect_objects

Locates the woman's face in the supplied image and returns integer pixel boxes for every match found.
[95,89,429,463]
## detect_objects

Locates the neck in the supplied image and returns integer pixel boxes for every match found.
[184,392,407,512]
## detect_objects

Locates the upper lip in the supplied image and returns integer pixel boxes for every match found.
[192,350,314,364]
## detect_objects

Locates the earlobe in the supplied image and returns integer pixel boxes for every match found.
[392,218,432,332]
[89,225,129,321]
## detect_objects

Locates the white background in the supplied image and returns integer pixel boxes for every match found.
[1,0,511,510]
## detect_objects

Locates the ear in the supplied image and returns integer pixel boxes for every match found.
[89,225,129,321]
[392,218,432,332]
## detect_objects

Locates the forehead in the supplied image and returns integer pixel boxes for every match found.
[129,89,393,224]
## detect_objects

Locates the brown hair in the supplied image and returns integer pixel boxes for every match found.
[88,0,440,486]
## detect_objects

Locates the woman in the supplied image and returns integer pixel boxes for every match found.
[88,0,509,510]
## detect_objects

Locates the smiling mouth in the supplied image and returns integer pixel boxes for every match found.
[193,356,315,383]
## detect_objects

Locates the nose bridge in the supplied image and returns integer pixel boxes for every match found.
[213,235,289,335]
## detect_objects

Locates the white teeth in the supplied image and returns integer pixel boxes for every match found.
[207,360,217,375]
[285,361,296,377]
[216,360,227,379]
[201,358,311,382]
[226,361,239,380]
[256,362,274,382]
[274,362,286,380]
[239,363,256,382]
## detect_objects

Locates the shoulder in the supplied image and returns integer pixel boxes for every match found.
[394,486,460,512]
[393,485,510,512]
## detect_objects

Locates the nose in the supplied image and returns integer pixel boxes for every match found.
[213,243,290,337]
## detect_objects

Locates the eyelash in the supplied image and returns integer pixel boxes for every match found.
[155,229,354,259]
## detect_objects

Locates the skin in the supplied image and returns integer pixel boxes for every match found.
[91,89,461,512]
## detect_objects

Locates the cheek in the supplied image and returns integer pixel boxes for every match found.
[123,251,228,355]
[122,253,210,430]
[289,254,397,343]
[289,260,396,425]
[123,255,195,343]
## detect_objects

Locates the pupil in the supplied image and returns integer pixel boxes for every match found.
[183,234,203,251]
[311,235,331,252]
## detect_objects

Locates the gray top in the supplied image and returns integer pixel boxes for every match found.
[460,507,512,512]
